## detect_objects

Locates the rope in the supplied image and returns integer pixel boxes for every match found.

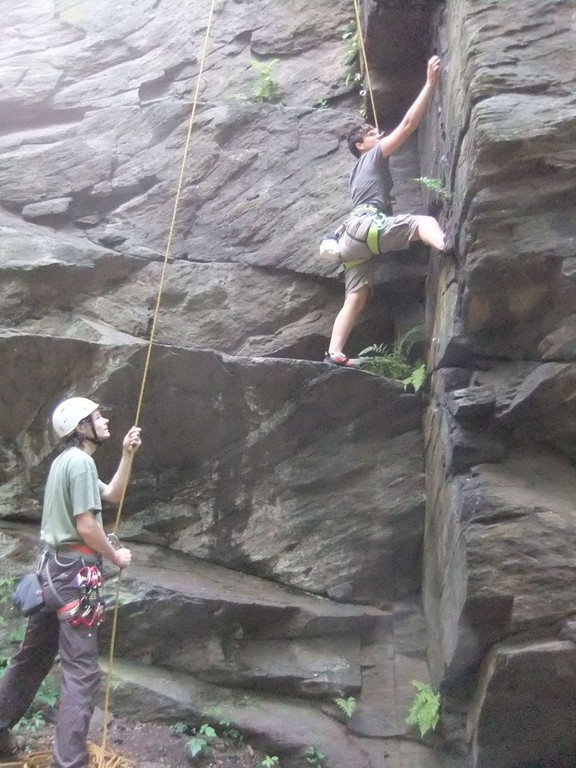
[352,0,379,132]
[98,0,219,764]
[15,742,134,768]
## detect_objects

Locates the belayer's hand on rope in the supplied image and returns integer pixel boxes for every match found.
[106,532,131,569]
[123,426,142,455]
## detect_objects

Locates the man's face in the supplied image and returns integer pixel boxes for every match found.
[356,126,382,154]
[89,411,110,441]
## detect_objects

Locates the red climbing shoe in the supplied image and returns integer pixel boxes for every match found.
[323,352,360,368]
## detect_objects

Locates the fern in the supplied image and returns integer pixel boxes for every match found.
[406,681,440,737]
[334,695,357,718]
[412,177,451,201]
[402,363,426,393]
[358,343,427,392]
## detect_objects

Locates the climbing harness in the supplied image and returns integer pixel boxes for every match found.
[320,204,394,269]
[57,565,106,629]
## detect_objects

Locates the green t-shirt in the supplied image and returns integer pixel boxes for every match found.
[40,447,106,548]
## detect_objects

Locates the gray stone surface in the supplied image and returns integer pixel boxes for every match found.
[422,1,576,764]
[2,0,575,765]
[469,640,576,768]
[0,334,425,603]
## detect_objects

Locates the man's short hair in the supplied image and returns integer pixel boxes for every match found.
[347,124,374,158]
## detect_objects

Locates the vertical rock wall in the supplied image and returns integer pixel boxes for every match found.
[423,0,576,765]
[0,2,439,767]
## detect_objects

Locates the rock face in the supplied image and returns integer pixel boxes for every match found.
[421,0,576,765]
[1,0,574,766]
[0,2,441,766]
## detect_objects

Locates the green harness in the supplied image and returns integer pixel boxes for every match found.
[341,205,391,270]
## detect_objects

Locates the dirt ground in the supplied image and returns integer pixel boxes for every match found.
[16,717,261,768]
[103,718,258,768]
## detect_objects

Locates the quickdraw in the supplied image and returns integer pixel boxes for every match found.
[68,565,106,628]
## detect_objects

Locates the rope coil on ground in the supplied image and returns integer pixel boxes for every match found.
[8,742,134,768]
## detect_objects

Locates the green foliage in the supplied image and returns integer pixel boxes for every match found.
[13,710,46,735]
[0,667,60,737]
[261,756,280,767]
[202,707,244,746]
[10,626,26,644]
[305,745,326,766]
[170,721,189,736]
[182,708,245,758]
[412,177,451,201]
[201,706,244,746]
[222,724,244,746]
[345,70,362,88]
[0,577,17,629]
[358,345,427,392]
[0,577,16,600]
[358,327,427,392]
[406,680,441,738]
[36,676,59,709]
[341,19,359,66]
[334,695,357,718]
[341,17,363,100]
[402,363,427,393]
[186,723,217,758]
[250,59,283,104]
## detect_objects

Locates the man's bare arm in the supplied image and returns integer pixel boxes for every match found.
[379,56,441,158]
[76,511,132,568]
[100,426,141,503]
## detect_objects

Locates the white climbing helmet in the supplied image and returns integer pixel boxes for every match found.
[52,397,99,438]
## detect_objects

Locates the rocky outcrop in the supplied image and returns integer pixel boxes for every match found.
[422,0,576,765]
[2,0,575,765]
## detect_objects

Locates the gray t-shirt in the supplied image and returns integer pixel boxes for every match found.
[349,143,393,211]
[40,447,106,548]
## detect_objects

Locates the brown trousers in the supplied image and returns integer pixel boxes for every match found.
[0,554,101,768]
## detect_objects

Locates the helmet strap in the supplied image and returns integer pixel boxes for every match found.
[79,415,103,447]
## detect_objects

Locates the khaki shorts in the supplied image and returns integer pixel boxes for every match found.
[343,213,420,296]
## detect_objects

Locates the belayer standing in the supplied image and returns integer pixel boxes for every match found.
[323,55,448,367]
[0,397,141,768]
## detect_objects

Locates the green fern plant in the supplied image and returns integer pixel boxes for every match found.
[412,177,451,201]
[402,363,426,393]
[341,19,359,63]
[358,345,427,392]
[406,680,441,737]
[358,344,412,380]
[261,755,280,767]
[334,695,357,718]
[251,59,283,104]
[305,745,326,766]
[358,326,427,392]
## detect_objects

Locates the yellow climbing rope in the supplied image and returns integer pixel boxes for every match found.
[95,0,219,766]
[19,742,134,768]
[352,0,379,132]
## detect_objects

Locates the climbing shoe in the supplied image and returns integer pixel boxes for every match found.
[323,352,360,368]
